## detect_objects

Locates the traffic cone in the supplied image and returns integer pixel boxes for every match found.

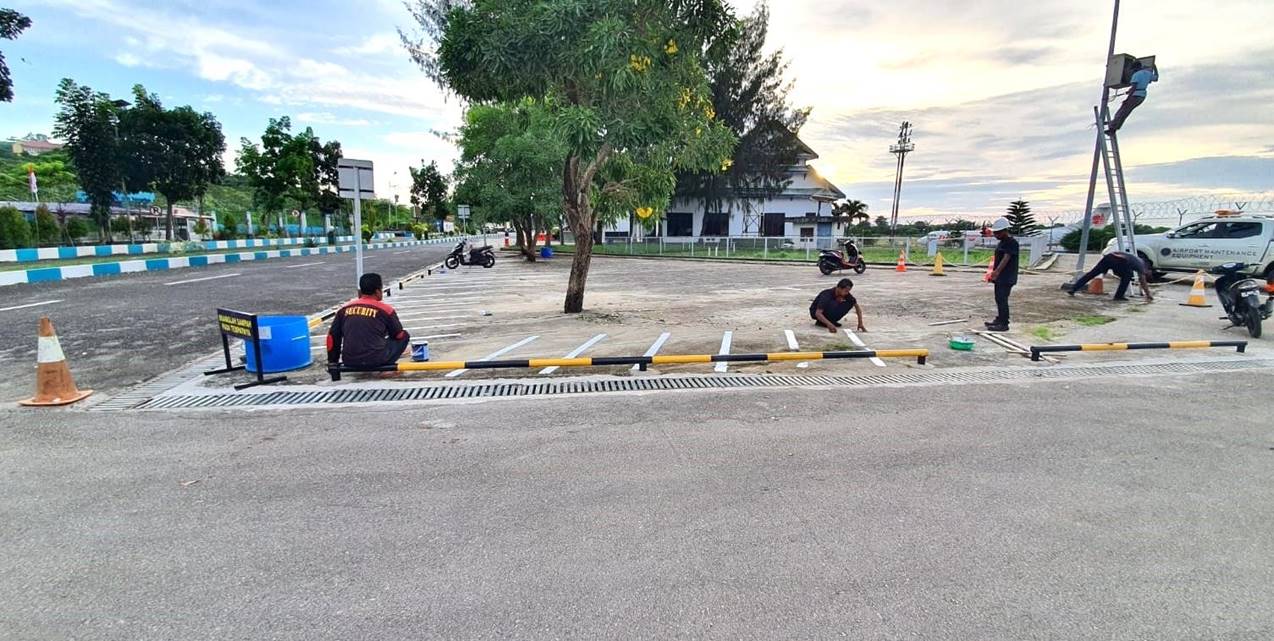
[1088,275,1105,295]
[896,251,907,273]
[930,252,946,276]
[1180,270,1212,308]
[983,258,996,283]
[19,317,93,407]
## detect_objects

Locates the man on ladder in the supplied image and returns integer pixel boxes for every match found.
[1106,60,1159,135]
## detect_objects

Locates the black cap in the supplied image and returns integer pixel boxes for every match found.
[359,273,383,295]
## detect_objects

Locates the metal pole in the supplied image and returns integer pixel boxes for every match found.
[1074,0,1121,279]
[353,172,365,285]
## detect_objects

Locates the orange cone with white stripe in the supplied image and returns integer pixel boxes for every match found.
[1179,270,1212,308]
[19,317,93,407]
[896,251,907,272]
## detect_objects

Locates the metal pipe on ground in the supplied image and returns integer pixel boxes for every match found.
[1030,340,1247,362]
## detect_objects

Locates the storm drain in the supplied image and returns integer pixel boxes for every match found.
[115,358,1274,411]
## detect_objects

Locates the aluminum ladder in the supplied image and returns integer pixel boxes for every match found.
[1094,104,1138,256]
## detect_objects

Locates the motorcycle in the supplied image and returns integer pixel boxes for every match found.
[818,244,867,276]
[444,241,496,269]
[1212,262,1270,338]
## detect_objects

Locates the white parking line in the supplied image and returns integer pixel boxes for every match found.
[539,333,607,375]
[0,299,63,313]
[402,323,464,332]
[844,329,886,367]
[396,315,468,323]
[165,273,240,286]
[633,332,671,371]
[283,262,324,269]
[784,329,810,368]
[714,331,733,373]
[398,310,470,319]
[446,335,539,378]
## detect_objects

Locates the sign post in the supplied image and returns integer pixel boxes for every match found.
[458,204,471,234]
[338,159,376,287]
[204,308,287,390]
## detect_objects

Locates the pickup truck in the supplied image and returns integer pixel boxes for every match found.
[1105,214,1274,279]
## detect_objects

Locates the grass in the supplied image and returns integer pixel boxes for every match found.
[1031,326,1061,341]
[1075,315,1117,327]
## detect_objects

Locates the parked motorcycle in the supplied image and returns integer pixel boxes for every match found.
[444,241,496,269]
[818,244,867,276]
[1212,262,1269,338]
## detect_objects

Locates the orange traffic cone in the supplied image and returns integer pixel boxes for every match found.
[896,251,907,272]
[1180,270,1212,308]
[19,317,93,407]
[1088,275,1105,295]
[983,257,996,282]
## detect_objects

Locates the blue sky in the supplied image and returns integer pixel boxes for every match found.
[3,0,1272,220]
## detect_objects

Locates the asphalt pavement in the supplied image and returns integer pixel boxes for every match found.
[2,370,1272,640]
[0,242,455,402]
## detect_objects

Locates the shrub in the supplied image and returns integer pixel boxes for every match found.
[64,216,91,243]
[33,205,60,246]
[0,206,34,249]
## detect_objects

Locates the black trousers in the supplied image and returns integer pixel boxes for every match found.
[993,282,1014,324]
[1108,94,1145,132]
[1072,255,1135,298]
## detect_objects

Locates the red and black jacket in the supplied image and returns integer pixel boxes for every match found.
[327,296,408,366]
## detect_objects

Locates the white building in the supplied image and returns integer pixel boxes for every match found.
[604,139,848,241]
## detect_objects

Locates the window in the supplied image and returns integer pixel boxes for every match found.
[1174,222,1219,239]
[742,212,760,235]
[762,213,786,237]
[799,227,815,238]
[666,212,693,237]
[1218,222,1264,239]
[701,213,729,237]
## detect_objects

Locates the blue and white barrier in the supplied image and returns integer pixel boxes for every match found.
[0,235,378,264]
[0,236,476,287]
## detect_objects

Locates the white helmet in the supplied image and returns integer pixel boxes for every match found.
[990,218,1011,232]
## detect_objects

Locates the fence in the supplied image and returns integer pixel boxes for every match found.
[583,235,1045,267]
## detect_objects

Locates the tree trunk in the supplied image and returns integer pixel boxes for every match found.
[513,218,538,262]
[165,201,176,242]
[564,226,593,313]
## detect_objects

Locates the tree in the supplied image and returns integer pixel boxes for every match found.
[834,199,869,225]
[674,3,809,225]
[192,219,210,239]
[873,215,890,231]
[0,8,31,102]
[54,78,122,241]
[406,0,737,313]
[119,85,226,241]
[1005,199,1038,235]
[453,100,565,261]
[236,117,312,233]
[33,204,58,245]
[409,160,450,226]
[64,216,91,243]
[0,154,77,203]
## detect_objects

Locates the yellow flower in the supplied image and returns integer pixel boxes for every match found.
[677,88,692,109]
[704,104,716,121]
[720,159,734,172]
[665,39,679,55]
[695,127,703,137]
[628,54,652,73]
[636,207,654,220]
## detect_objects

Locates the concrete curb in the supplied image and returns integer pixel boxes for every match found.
[0,235,372,264]
[0,237,465,288]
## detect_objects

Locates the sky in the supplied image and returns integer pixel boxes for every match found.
[2,0,1272,221]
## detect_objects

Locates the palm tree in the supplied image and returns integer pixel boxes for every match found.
[833,199,869,224]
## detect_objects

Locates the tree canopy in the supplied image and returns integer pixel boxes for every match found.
[53,78,123,239]
[1005,199,1038,235]
[236,117,342,234]
[409,160,449,224]
[0,8,31,102]
[404,0,738,312]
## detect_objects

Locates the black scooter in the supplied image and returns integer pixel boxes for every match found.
[818,243,867,276]
[1212,262,1269,339]
[444,241,496,269]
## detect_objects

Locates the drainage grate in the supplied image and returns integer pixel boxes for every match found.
[121,358,1274,411]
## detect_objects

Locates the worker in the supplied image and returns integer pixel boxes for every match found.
[1066,251,1154,301]
[810,278,867,334]
[327,273,410,368]
[1106,61,1159,134]
[985,218,1018,332]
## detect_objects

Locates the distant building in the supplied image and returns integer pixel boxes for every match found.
[605,137,849,241]
[8,134,64,156]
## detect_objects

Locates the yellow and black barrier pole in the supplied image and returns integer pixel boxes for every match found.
[1030,340,1247,362]
[329,349,930,381]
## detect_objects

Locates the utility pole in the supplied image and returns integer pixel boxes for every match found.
[889,121,915,235]
[1074,0,1122,279]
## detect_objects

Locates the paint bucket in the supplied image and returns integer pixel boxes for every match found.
[411,341,430,362]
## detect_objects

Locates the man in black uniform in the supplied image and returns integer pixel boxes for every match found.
[810,278,867,333]
[327,273,411,368]
[986,218,1018,332]
[1066,251,1154,301]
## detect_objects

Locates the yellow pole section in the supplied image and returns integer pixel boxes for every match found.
[1080,343,1129,352]
[1167,341,1213,349]
[396,361,469,372]
[873,349,930,359]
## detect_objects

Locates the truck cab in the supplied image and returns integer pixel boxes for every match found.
[1107,212,1274,278]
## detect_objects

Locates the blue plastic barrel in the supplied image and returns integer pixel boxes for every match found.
[540,245,553,259]
[245,315,313,374]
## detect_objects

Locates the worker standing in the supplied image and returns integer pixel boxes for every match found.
[985,218,1018,332]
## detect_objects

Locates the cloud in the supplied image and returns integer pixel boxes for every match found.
[296,112,375,127]
[333,33,402,57]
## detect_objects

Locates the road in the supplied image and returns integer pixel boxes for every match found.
[2,371,1272,640]
[0,242,454,402]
